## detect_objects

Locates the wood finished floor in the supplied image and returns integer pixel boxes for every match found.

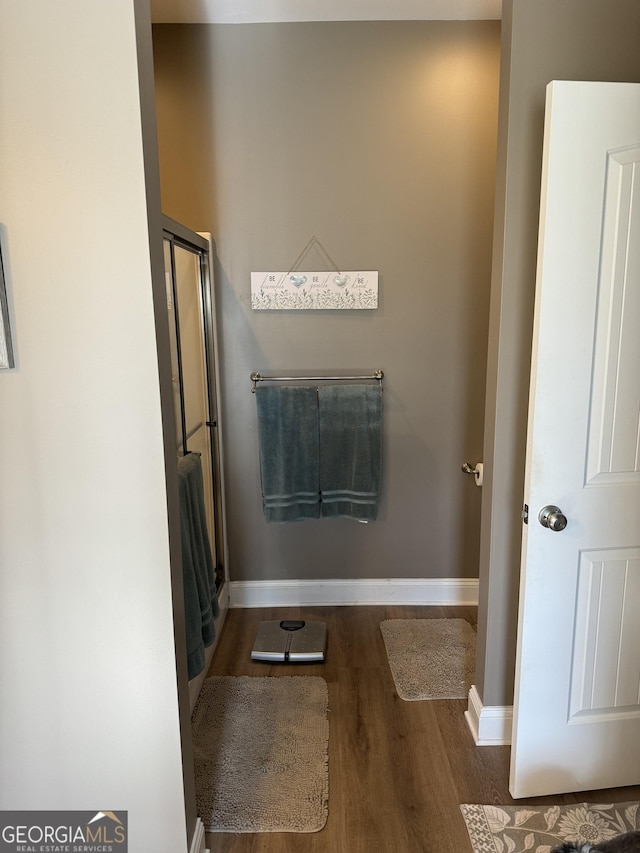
[201,605,640,853]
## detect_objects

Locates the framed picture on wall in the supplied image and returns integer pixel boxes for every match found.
[0,236,15,369]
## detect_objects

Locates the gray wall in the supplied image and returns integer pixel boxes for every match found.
[154,21,500,583]
[476,0,640,707]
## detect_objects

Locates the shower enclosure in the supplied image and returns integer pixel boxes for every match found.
[162,216,227,595]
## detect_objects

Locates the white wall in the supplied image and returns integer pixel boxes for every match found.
[0,2,188,850]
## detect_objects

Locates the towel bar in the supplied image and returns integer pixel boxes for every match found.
[250,369,383,393]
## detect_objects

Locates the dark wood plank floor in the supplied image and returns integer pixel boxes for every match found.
[202,605,640,853]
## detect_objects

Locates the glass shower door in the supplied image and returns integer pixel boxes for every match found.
[163,227,223,588]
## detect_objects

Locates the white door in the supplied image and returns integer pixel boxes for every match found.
[510,81,640,799]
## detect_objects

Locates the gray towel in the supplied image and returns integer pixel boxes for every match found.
[177,452,219,679]
[256,385,321,523]
[318,385,382,522]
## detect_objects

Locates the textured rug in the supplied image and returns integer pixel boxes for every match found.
[461,802,640,853]
[380,618,476,700]
[192,676,329,833]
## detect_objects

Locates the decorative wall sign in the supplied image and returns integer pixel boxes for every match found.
[251,271,378,310]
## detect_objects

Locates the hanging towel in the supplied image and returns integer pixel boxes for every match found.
[256,385,321,523]
[318,384,382,522]
[177,452,219,679]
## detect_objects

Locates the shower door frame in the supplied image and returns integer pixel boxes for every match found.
[162,215,229,600]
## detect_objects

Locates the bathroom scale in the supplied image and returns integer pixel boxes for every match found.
[251,620,327,663]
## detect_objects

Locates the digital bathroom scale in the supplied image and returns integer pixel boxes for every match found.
[251,620,327,663]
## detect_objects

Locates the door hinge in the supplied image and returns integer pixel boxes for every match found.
[521,503,529,524]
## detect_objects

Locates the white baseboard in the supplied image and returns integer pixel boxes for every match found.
[465,684,512,745]
[189,818,209,853]
[228,577,479,608]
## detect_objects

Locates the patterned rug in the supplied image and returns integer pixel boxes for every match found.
[380,618,476,700]
[461,802,640,853]
[192,676,329,833]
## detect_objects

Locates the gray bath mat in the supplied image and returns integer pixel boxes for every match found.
[192,676,329,833]
[380,618,476,700]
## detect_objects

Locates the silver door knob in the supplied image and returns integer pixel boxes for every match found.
[538,505,568,532]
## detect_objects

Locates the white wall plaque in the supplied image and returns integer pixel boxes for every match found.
[251,271,378,310]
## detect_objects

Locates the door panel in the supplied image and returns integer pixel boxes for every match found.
[174,246,208,438]
[586,145,640,482]
[164,238,184,451]
[571,551,640,717]
[510,81,640,798]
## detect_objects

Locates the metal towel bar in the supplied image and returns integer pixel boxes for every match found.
[250,370,383,393]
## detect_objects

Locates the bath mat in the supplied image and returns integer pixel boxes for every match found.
[461,802,640,853]
[380,618,476,700]
[192,676,329,833]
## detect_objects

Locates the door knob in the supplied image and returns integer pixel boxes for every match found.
[538,505,568,532]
